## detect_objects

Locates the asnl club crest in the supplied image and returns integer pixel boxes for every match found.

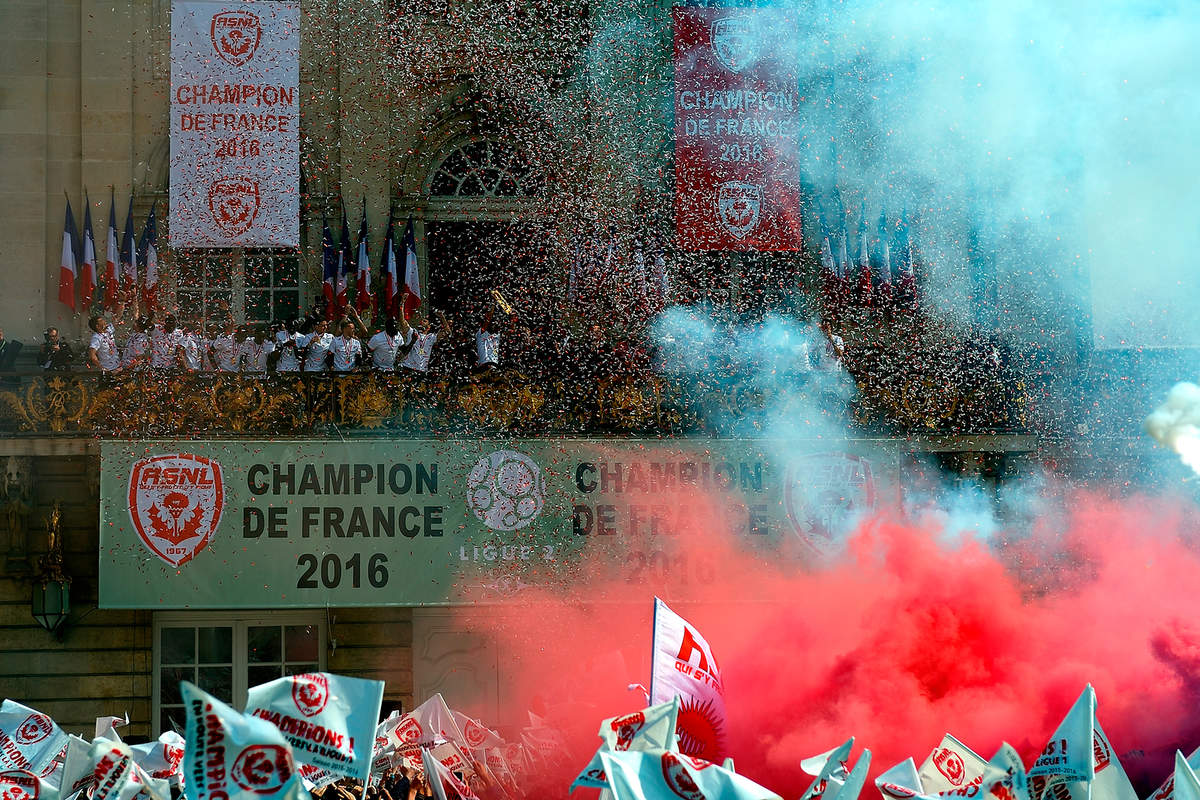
[0,772,39,800]
[784,453,877,559]
[709,17,758,73]
[660,752,710,800]
[209,177,261,237]
[128,453,225,567]
[210,10,262,67]
[13,715,51,746]
[291,674,330,718]
[231,745,293,795]
[715,182,762,240]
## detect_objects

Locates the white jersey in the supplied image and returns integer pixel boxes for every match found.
[475,329,500,367]
[150,327,183,369]
[400,331,437,373]
[89,325,120,372]
[121,331,151,369]
[367,331,405,371]
[179,333,204,371]
[274,331,302,372]
[238,338,274,372]
[300,332,333,372]
[210,334,240,372]
[329,335,362,372]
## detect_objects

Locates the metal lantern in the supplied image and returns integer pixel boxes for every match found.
[31,577,70,632]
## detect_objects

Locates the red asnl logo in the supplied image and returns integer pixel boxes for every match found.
[610,712,646,751]
[208,177,261,237]
[14,716,52,746]
[660,752,707,800]
[462,719,489,749]
[231,745,293,795]
[394,716,422,744]
[127,453,224,567]
[0,772,38,800]
[156,743,185,778]
[292,674,330,718]
[1092,731,1112,772]
[210,11,262,67]
[934,748,967,786]
[784,453,877,559]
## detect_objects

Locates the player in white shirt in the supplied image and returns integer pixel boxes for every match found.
[474,309,500,373]
[121,316,153,370]
[150,315,184,369]
[329,320,363,372]
[238,327,274,372]
[398,310,450,374]
[176,321,205,371]
[299,320,334,372]
[86,314,121,372]
[366,317,406,371]
[208,320,241,372]
[273,320,302,372]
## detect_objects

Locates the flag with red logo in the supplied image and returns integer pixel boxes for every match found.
[799,738,854,800]
[138,203,158,312]
[354,201,372,313]
[128,733,186,787]
[181,681,309,800]
[918,735,989,795]
[484,747,521,799]
[421,746,477,800]
[245,672,383,783]
[59,197,78,312]
[104,189,119,311]
[450,712,502,752]
[0,768,61,800]
[56,734,95,798]
[648,598,726,763]
[400,217,420,321]
[989,743,1033,800]
[598,750,780,800]
[1028,686,1138,800]
[89,738,170,800]
[1147,747,1200,800]
[81,193,98,310]
[429,742,475,780]
[0,700,69,775]
[378,694,466,751]
[876,758,924,800]
[572,698,680,792]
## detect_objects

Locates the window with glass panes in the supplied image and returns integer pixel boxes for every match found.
[154,613,323,735]
[245,250,300,325]
[176,250,235,328]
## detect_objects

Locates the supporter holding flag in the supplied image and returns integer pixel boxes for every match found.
[105,189,119,311]
[139,202,159,312]
[120,196,137,304]
[81,191,98,310]
[355,201,372,314]
[59,194,78,312]
[401,217,420,321]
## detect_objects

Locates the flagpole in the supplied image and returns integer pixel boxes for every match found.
[648,596,659,705]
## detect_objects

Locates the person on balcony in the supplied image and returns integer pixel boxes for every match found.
[238,326,274,372]
[176,319,205,371]
[329,318,363,372]
[121,315,153,370]
[474,308,501,376]
[209,319,241,372]
[149,314,183,369]
[365,315,405,372]
[273,318,303,372]
[39,328,73,371]
[299,318,333,372]
[397,310,450,375]
[86,314,121,372]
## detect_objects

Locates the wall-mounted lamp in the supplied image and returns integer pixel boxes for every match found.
[31,502,70,633]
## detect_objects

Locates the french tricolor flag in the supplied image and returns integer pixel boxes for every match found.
[321,214,337,313]
[104,189,119,311]
[58,196,78,312]
[401,217,421,321]
[81,192,98,310]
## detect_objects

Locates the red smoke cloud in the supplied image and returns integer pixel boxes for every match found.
[451,487,1200,798]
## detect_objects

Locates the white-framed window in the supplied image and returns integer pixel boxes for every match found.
[173,249,302,330]
[153,611,325,735]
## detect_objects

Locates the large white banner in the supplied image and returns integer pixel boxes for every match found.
[170,1,299,247]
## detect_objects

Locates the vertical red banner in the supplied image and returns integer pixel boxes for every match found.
[674,8,801,252]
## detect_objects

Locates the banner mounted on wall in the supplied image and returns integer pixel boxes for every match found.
[674,8,802,252]
[170,1,300,247]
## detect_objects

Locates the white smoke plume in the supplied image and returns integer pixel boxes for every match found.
[1145,382,1200,476]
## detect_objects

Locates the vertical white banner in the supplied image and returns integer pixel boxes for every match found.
[170,1,299,247]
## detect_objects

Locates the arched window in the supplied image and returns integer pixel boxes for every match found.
[428,139,543,198]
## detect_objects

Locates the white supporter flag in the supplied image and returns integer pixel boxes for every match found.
[430,742,474,779]
[485,748,521,798]
[830,751,872,800]
[169,1,300,247]
[245,672,384,783]
[451,712,503,752]
[297,764,338,793]
[379,694,466,750]
[89,738,170,800]
[799,738,854,800]
[128,733,186,786]
[0,700,70,775]
[990,743,1034,800]
[876,758,925,800]
[1172,752,1200,800]
[181,681,309,800]
[95,715,130,742]
[572,699,681,792]
[598,750,781,800]
[649,597,727,762]
[57,735,95,798]
[421,747,477,800]
[1028,686,1138,800]
[1146,747,1200,800]
[0,768,61,800]
[918,734,990,795]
